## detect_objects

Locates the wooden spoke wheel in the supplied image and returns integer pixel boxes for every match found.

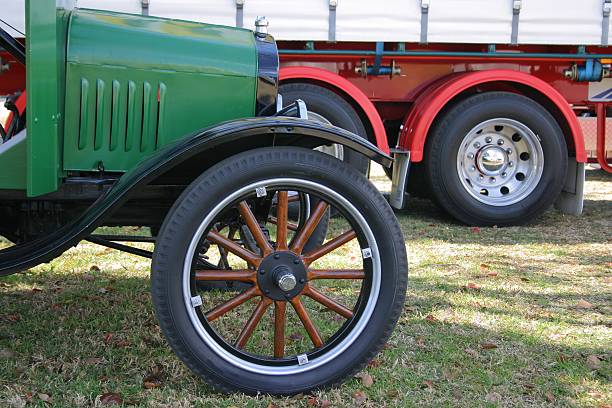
[195,189,366,360]
[152,147,407,395]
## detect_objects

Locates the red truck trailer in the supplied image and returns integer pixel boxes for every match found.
[3,0,612,226]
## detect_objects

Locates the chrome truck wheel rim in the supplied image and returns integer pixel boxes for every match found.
[456,118,544,206]
[182,179,380,375]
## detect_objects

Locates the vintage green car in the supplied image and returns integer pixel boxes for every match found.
[0,0,407,395]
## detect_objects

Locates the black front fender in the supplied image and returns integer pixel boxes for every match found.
[0,117,391,275]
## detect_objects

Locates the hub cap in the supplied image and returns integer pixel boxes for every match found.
[457,118,544,206]
[477,145,507,175]
[276,270,297,292]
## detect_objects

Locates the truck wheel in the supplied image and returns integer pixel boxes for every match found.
[425,92,567,226]
[279,83,370,176]
[151,147,407,395]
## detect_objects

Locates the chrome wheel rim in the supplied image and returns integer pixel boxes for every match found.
[456,118,544,206]
[182,178,381,375]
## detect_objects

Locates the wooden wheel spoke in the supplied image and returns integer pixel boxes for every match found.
[268,216,298,231]
[276,191,289,251]
[238,201,273,256]
[304,286,353,319]
[290,297,323,348]
[205,286,259,322]
[194,269,255,283]
[274,301,287,358]
[235,297,272,349]
[307,269,365,280]
[302,230,357,265]
[290,200,329,255]
[207,230,260,267]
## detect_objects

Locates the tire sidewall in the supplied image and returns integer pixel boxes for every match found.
[152,147,406,395]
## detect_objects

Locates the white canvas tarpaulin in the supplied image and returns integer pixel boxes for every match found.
[4,0,612,46]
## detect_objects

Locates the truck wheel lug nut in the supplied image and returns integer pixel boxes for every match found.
[506,148,512,155]
[467,153,474,159]
[501,172,507,178]
[293,259,300,264]
[274,254,280,260]
[478,175,484,181]
[259,269,265,274]
[470,166,476,172]
[485,137,492,143]
[497,139,504,145]
[299,278,305,283]
[509,161,514,167]
[474,142,481,148]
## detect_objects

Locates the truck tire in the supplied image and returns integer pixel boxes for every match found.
[151,147,407,395]
[279,83,370,176]
[425,92,568,226]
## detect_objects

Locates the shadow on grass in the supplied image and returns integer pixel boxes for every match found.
[0,266,609,406]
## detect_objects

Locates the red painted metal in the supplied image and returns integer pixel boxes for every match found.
[396,70,587,163]
[595,103,612,173]
[0,51,25,95]
[4,91,26,129]
[279,66,390,154]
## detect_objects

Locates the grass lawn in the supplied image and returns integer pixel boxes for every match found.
[0,167,610,407]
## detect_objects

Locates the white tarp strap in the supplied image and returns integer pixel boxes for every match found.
[141,0,149,16]
[236,0,245,28]
[329,0,338,41]
[511,0,521,45]
[603,0,611,46]
[420,0,429,44]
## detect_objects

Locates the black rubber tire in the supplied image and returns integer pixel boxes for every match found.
[151,147,407,395]
[425,92,568,226]
[279,82,370,176]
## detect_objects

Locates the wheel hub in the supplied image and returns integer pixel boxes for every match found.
[456,118,544,206]
[257,251,306,300]
[476,145,508,175]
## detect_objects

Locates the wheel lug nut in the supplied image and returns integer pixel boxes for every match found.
[264,289,270,294]
[293,259,300,264]
[485,137,492,143]
[259,269,265,275]
[470,165,476,172]
[501,172,507,178]
[274,254,280,260]
[467,153,474,159]
[285,293,291,299]
[478,175,484,181]
[506,148,512,155]
[508,161,514,167]
[474,142,481,148]
[497,139,504,145]
[299,278,305,283]
[490,177,496,183]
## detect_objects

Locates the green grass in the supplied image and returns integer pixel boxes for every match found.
[0,167,610,407]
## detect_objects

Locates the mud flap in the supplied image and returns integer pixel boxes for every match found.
[389,150,411,210]
[554,158,585,215]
